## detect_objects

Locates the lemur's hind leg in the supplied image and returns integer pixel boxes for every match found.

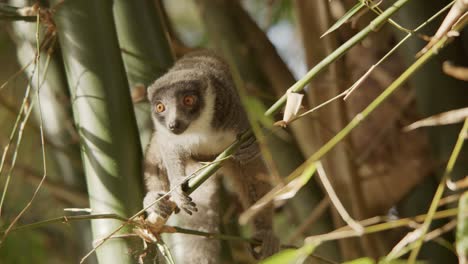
[224,157,279,259]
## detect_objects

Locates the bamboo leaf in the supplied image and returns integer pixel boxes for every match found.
[260,243,319,264]
[321,2,365,38]
[260,249,299,264]
[343,257,375,264]
[265,0,412,117]
[443,61,468,81]
[404,107,468,131]
[275,91,304,127]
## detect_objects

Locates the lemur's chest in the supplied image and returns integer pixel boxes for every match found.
[158,129,237,158]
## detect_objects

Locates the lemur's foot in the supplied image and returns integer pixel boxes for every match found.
[252,230,280,259]
[143,191,176,223]
[172,190,198,215]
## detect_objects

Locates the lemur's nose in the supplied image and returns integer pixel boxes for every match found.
[168,120,181,131]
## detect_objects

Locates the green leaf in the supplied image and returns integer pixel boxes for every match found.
[260,249,301,264]
[379,258,427,264]
[260,242,319,264]
[321,2,365,38]
[344,257,375,264]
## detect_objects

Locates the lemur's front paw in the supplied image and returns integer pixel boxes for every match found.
[172,190,198,215]
[143,191,176,223]
[252,230,280,259]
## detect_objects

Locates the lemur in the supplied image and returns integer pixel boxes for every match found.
[143,50,278,263]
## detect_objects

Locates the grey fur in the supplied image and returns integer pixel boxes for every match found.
[148,50,249,133]
[144,51,278,264]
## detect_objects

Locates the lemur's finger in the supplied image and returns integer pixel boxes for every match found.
[157,205,171,217]
[183,208,193,215]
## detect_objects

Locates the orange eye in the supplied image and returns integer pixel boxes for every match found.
[183,95,196,106]
[155,103,165,113]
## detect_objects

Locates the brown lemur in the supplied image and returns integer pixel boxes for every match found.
[143,50,278,263]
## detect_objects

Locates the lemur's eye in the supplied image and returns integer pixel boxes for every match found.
[155,103,165,113]
[183,95,196,106]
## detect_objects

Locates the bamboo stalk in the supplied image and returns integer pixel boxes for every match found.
[48,0,144,263]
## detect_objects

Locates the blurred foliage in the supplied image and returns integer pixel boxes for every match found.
[0,230,46,264]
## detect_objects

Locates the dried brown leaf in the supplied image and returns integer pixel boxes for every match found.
[417,0,468,57]
[443,61,468,81]
[404,107,468,131]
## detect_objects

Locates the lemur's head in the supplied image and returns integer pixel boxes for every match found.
[148,77,208,135]
[147,51,235,136]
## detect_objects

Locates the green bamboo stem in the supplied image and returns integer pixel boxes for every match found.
[3,214,128,233]
[184,0,416,200]
[264,0,412,117]
[113,0,174,86]
[408,118,468,263]
[5,207,459,243]
[112,0,175,147]
[184,0,413,194]
[278,16,467,190]
[48,0,144,263]
[259,11,467,263]
[2,212,260,245]
[456,192,468,263]
[187,131,252,192]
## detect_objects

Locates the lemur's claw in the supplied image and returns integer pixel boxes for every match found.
[173,190,198,215]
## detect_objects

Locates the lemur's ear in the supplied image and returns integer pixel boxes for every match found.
[147,83,156,102]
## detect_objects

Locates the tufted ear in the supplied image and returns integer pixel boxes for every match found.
[147,84,156,102]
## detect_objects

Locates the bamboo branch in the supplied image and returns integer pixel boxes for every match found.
[408,117,468,262]
[185,0,413,199]
[305,208,461,244]
[264,0,412,117]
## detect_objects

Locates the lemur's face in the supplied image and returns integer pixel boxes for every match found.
[149,80,205,135]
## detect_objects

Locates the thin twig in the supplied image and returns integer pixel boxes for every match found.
[272,15,467,213]
[0,102,34,216]
[343,0,455,100]
[304,208,461,244]
[363,0,413,34]
[386,219,457,260]
[0,84,35,207]
[316,162,364,234]
[0,12,53,244]
[265,0,412,116]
